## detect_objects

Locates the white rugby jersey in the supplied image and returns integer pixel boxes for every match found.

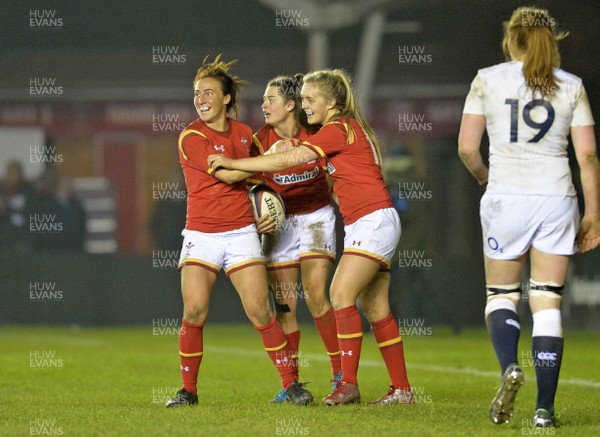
[463,61,594,195]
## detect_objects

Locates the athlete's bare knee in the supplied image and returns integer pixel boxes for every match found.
[361,302,389,323]
[329,289,346,311]
[183,302,208,324]
[246,303,273,327]
[305,288,329,315]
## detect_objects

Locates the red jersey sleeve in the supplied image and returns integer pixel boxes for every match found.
[178,130,213,174]
[300,121,348,158]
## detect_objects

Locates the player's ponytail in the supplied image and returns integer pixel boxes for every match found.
[304,69,381,151]
[194,54,248,116]
[502,7,568,99]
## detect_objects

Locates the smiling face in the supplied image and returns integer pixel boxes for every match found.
[301,82,336,125]
[261,86,294,127]
[194,77,231,123]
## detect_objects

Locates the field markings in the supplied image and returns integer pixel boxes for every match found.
[207,345,600,389]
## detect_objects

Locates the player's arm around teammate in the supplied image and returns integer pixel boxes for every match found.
[209,69,413,406]
[166,55,313,408]
[459,7,599,427]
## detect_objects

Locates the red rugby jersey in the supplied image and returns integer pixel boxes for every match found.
[253,125,331,216]
[178,118,255,232]
[300,118,392,225]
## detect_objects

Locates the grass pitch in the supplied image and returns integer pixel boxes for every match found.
[1,324,599,436]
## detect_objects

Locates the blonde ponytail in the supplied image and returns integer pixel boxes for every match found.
[502,7,568,99]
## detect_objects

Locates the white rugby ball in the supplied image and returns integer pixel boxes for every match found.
[249,184,285,230]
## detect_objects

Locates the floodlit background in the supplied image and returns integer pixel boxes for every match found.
[1,0,598,329]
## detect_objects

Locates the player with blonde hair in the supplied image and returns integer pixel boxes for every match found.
[208,69,413,406]
[166,55,313,407]
[459,7,599,427]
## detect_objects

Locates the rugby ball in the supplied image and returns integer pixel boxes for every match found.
[249,184,285,230]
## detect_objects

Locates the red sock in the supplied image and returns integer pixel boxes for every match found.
[371,312,411,391]
[335,305,363,385]
[179,319,204,393]
[314,307,341,375]
[256,315,297,389]
[286,330,301,379]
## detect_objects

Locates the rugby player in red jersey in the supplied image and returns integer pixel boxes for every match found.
[166,55,312,407]
[209,69,413,406]
[252,74,341,403]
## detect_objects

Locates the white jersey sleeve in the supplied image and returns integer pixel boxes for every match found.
[571,84,595,127]
[463,61,594,196]
[463,74,485,115]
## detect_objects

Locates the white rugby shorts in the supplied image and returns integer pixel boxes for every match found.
[343,207,401,271]
[480,193,579,259]
[178,224,265,276]
[263,204,336,269]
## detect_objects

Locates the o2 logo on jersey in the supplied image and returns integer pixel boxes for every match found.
[487,237,503,253]
[505,99,555,143]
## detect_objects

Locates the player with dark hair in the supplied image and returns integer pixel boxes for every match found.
[208,69,413,406]
[252,74,341,403]
[166,55,313,407]
[458,7,599,427]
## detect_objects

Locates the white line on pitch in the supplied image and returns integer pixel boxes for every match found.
[207,345,600,388]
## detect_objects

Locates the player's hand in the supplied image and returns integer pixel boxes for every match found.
[207,154,233,171]
[256,213,276,234]
[577,214,600,253]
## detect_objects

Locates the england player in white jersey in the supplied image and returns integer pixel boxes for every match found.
[458,6,599,429]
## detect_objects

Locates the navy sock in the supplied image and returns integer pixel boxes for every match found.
[485,302,521,374]
[532,336,563,416]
